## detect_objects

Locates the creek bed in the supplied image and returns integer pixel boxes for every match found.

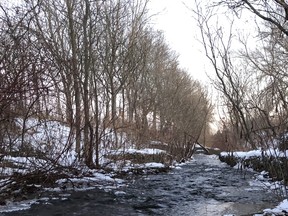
[2,155,278,216]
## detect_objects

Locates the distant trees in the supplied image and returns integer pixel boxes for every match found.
[0,0,212,167]
[195,0,288,150]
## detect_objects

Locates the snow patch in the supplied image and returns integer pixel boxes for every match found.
[263,199,288,215]
[144,162,165,168]
[109,148,166,155]
[0,199,38,213]
[220,149,288,159]
[114,191,126,196]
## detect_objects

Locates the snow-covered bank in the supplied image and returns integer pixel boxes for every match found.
[0,149,172,213]
[0,118,175,212]
[263,199,288,215]
[220,149,288,160]
[219,149,288,184]
[220,149,288,216]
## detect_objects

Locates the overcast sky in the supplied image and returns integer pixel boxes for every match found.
[148,0,210,83]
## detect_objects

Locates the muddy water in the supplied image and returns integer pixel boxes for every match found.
[4,155,278,216]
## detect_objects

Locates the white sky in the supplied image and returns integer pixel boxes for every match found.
[147,0,258,84]
[148,0,210,84]
[148,0,221,131]
[147,0,261,129]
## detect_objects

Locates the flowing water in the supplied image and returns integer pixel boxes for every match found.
[3,155,278,216]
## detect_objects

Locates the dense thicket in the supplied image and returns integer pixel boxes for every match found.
[0,0,212,167]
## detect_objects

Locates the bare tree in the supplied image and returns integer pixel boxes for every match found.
[193,0,288,152]
[216,0,288,36]
[193,2,257,149]
[0,2,54,152]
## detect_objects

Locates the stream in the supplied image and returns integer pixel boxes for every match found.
[2,154,278,216]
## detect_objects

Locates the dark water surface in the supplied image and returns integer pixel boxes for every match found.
[3,155,278,216]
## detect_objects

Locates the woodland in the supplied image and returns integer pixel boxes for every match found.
[195,0,288,153]
[0,0,212,170]
[1,0,288,200]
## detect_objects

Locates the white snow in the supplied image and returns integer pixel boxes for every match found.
[5,117,288,215]
[114,191,126,196]
[55,172,125,191]
[109,148,166,155]
[144,162,165,168]
[0,117,173,213]
[92,172,115,182]
[221,149,288,216]
[0,199,38,213]
[263,199,288,215]
[220,149,288,159]
[173,166,182,170]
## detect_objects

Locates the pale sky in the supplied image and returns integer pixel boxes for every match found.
[148,0,209,84]
[147,1,262,131]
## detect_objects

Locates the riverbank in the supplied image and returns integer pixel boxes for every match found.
[219,149,288,215]
[0,146,177,213]
[219,149,288,187]
[1,148,285,215]
[2,154,279,216]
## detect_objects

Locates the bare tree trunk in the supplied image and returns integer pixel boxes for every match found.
[82,0,93,167]
[66,0,81,157]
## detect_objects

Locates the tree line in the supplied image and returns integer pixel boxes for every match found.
[0,0,212,167]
